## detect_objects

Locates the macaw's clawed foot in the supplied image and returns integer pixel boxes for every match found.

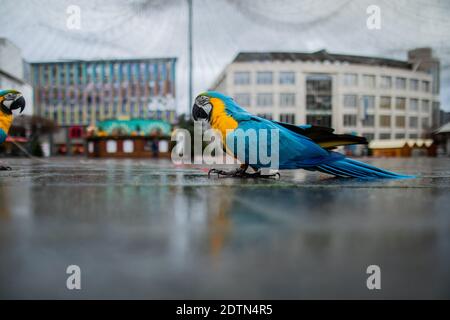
[0,165,12,171]
[208,168,280,179]
[208,168,246,178]
[246,170,281,180]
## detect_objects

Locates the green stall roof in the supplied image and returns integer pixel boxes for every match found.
[97,119,172,136]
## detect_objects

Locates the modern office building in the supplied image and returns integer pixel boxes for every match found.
[30,58,177,126]
[29,58,176,154]
[212,49,439,141]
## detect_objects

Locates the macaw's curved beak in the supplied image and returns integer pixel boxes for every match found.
[192,103,210,121]
[10,96,25,113]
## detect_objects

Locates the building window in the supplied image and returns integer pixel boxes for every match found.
[306,95,331,111]
[307,75,332,92]
[256,113,273,120]
[362,74,376,88]
[279,113,296,124]
[395,116,405,128]
[409,133,418,139]
[395,133,405,139]
[69,126,83,138]
[234,71,250,85]
[279,93,295,106]
[106,140,117,153]
[306,75,332,113]
[409,98,419,112]
[380,96,391,110]
[362,95,375,110]
[410,79,419,91]
[409,116,418,128]
[379,115,391,127]
[256,93,273,107]
[343,114,357,127]
[422,80,430,92]
[306,115,332,127]
[379,133,391,140]
[395,97,406,110]
[256,71,273,85]
[421,117,429,129]
[234,93,250,107]
[396,77,406,90]
[279,72,295,85]
[343,95,358,108]
[380,76,392,89]
[362,115,375,127]
[362,133,375,141]
[123,140,134,153]
[421,100,430,112]
[343,73,358,86]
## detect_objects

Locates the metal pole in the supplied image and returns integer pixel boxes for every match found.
[188,0,193,118]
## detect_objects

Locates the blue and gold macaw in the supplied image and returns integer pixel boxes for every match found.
[192,91,412,179]
[0,89,26,170]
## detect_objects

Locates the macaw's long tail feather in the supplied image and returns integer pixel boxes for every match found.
[315,158,415,179]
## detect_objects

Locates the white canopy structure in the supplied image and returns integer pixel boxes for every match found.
[369,139,434,149]
[435,122,450,134]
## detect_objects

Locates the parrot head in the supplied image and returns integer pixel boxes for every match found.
[0,89,26,115]
[192,93,213,121]
[192,91,249,122]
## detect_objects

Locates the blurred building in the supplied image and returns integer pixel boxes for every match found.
[0,38,33,115]
[440,110,450,127]
[212,49,439,142]
[29,58,176,155]
[408,48,441,130]
[435,122,450,156]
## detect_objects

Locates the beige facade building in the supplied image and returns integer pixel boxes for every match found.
[212,50,439,141]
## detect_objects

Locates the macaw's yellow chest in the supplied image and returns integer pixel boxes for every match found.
[0,112,13,133]
[209,98,238,145]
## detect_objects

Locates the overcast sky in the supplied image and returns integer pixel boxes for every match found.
[1,0,449,113]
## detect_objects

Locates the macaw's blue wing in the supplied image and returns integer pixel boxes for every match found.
[225,118,336,169]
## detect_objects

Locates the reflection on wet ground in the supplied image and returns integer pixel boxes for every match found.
[0,157,449,299]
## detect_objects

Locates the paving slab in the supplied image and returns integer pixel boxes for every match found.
[0,157,449,299]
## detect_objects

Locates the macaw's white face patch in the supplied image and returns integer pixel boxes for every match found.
[201,103,212,115]
[2,93,17,108]
[3,100,13,108]
[196,95,212,114]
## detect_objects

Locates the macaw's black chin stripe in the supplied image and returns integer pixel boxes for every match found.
[0,103,12,115]
[192,103,209,121]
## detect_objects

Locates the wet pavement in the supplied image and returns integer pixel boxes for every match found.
[0,157,449,299]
